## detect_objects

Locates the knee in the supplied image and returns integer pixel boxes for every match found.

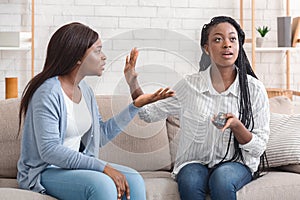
[85,172,117,199]
[124,169,146,199]
[109,164,146,199]
[177,163,208,190]
[209,166,234,191]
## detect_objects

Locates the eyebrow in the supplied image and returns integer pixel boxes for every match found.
[213,32,236,36]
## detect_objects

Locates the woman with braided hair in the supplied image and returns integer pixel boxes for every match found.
[124,16,270,200]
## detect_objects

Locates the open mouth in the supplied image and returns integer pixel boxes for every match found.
[222,51,233,56]
[222,51,234,58]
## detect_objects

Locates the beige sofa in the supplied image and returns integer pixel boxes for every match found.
[0,95,300,200]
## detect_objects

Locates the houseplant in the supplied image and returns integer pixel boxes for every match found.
[256,26,271,47]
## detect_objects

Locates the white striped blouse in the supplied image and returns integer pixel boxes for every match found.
[138,65,270,175]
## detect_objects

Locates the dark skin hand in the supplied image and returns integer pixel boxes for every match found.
[103,164,130,200]
[212,113,252,144]
[124,47,175,104]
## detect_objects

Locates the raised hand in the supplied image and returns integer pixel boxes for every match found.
[103,164,130,200]
[124,48,144,100]
[124,47,139,86]
[133,87,175,107]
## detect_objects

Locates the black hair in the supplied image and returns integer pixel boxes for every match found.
[199,16,267,178]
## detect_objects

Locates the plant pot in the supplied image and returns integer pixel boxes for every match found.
[256,37,265,47]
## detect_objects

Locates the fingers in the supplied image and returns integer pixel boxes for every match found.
[117,187,122,200]
[126,55,129,65]
[116,176,127,200]
[103,165,128,200]
[154,87,175,99]
[125,180,130,200]
[129,47,138,66]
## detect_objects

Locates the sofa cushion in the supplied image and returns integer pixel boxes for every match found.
[266,112,300,167]
[294,101,300,114]
[166,116,180,165]
[0,178,18,188]
[236,172,300,200]
[141,172,180,200]
[278,164,300,174]
[0,98,21,178]
[96,95,172,171]
[0,188,57,200]
[269,96,294,114]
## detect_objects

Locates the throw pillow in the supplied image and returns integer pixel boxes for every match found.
[266,112,300,168]
[269,96,294,114]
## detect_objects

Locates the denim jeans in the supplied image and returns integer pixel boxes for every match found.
[41,163,146,200]
[176,162,252,200]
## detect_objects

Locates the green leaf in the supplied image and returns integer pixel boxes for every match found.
[256,26,271,37]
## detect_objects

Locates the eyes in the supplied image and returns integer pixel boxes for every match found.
[94,48,102,54]
[214,36,237,43]
[94,46,103,54]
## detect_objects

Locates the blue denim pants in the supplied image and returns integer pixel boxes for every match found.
[41,163,146,200]
[176,162,252,200]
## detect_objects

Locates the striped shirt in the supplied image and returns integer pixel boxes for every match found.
[139,66,270,175]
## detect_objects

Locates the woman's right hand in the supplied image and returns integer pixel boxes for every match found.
[103,164,130,200]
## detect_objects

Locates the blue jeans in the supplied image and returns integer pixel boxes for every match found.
[176,162,252,200]
[41,163,146,200]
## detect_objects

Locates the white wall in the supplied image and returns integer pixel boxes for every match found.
[0,0,299,99]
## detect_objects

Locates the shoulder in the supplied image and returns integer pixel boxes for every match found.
[32,76,63,105]
[182,72,205,83]
[247,75,266,92]
[246,75,268,100]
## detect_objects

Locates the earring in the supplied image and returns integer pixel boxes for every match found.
[77,60,82,65]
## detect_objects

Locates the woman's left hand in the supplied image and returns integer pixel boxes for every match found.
[133,87,175,107]
[220,113,239,132]
[212,113,252,144]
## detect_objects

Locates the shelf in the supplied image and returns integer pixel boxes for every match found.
[0,32,32,51]
[240,0,293,90]
[255,47,300,52]
[0,46,31,51]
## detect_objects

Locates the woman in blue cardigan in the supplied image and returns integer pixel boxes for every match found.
[17,22,174,200]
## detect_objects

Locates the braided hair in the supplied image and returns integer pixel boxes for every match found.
[199,16,267,177]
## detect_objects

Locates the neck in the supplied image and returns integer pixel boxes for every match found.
[210,65,237,92]
[59,69,83,103]
[59,68,82,87]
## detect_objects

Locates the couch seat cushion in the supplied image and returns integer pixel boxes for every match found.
[237,172,300,200]
[141,171,180,200]
[0,188,57,200]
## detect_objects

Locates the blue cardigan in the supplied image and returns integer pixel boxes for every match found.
[17,76,139,193]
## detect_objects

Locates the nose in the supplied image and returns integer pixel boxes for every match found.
[101,53,106,60]
[223,39,231,49]
[223,44,231,49]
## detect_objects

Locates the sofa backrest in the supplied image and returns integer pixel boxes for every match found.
[0,95,173,179]
[0,98,21,178]
[96,95,172,171]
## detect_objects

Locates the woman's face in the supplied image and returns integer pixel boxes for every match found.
[204,22,239,69]
[78,38,106,77]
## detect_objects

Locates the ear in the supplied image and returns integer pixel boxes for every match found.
[77,60,82,65]
[204,44,209,55]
